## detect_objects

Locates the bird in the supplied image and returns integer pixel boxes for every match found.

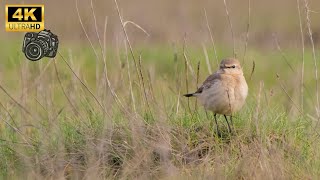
[184,58,248,134]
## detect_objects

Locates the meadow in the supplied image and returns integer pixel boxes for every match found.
[1,0,320,179]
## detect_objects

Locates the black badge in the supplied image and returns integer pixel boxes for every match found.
[22,29,59,61]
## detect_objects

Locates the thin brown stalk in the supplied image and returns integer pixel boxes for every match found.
[185,65,190,114]
[124,40,137,114]
[176,85,181,115]
[0,84,32,116]
[250,60,255,80]
[102,33,128,112]
[0,87,38,149]
[174,44,180,114]
[23,60,53,99]
[304,0,319,117]
[195,61,200,111]
[183,36,196,80]
[75,0,100,87]
[204,8,219,65]
[88,1,128,115]
[2,60,51,135]
[243,0,251,65]
[102,16,110,107]
[0,101,18,129]
[20,60,27,123]
[76,0,99,60]
[297,0,305,113]
[185,60,190,113]
[58,52,112,118]
[114,0,153,117]
[138,54,151,113]
[273,34,314,105]
[159,84,170,121]
[223,0,236,58]
[113,0,141,85]
[0,101,36,147]
[273,34,295,72]
[90,0,103,55]
[254,81,263,135]
[123,21,150,37]
[146,71,156,103]
[53,58,80,117]
[276,74,303,115]
[4,60,52,117]
[202,43,212,74]
[0,139,32,146]
[183,37,191,113]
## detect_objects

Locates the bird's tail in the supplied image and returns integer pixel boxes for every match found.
[183,93,195,97]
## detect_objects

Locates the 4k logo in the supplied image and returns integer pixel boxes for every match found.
[5,5,44,32]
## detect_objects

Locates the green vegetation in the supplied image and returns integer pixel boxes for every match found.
[0,36,319,179]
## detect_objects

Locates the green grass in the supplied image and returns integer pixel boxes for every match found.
[0,39,319,179]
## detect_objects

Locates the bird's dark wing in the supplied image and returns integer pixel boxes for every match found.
[184,72,221,97]
[195,73,221,94]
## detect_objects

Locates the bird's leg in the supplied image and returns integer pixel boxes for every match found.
[224,115,232,133]
[214,114,220,135]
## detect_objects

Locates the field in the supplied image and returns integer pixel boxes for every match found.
[1,0,320,179]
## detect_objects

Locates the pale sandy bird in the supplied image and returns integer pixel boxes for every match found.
[184,58,248,134]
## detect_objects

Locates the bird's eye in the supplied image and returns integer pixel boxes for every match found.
[231,65,236,68]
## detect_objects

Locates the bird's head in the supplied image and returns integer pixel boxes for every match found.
[218,58,243,75]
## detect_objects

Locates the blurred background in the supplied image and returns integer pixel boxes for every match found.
[1,0,320,48]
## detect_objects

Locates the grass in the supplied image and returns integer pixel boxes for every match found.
[0,36,320,179]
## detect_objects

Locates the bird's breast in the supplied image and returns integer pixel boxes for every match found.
[232,76,248,112]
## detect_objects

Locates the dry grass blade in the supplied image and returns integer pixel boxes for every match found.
[273,34,295,72]
[183,35,196,80]
[0,84,32,116]
[202,43,212,74]
[223,0,236,58]
[176,88,181,115]
[204,8,219,66]
[1,60,53,131]
[146,70,156,103]
[250,60,255,80]
[90,0,102,51]
[124,40,137,114]
[53,58,80,117]
[138,54,151,114]
[20,60,53,100]
[297,0,305,112]
[195,61,200,110]
[254,81,263,134]
[123,21,150,37]
[58,52,112,118]
[276,74,303,114]
[303,0,319,117]
[243,0,251,65]
[89,1,127,113]
[0,101,36,148]
[76,0,100,87]
[0,101,18,129]
[75,0,99,61]
[114,0,140,81]
[184,51,191,113]
[273,32,314,106]
[114,0,153,117]
[0,84,39,150]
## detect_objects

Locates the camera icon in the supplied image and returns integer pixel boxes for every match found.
[22,29,59,61]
